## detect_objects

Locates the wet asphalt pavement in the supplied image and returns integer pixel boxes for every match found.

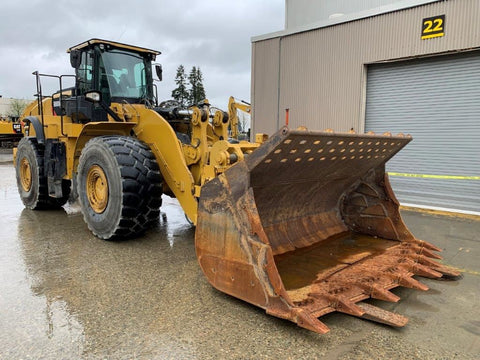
[0,151,479,359]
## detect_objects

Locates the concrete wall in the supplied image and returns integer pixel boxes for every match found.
[252,0,480,135]
[0,98,14,119]
[0,97,31,120]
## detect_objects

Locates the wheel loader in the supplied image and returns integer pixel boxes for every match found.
[14,39,459,334]
[0,118,23,148]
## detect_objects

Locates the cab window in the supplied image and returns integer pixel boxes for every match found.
[77,51,94,95]
[99,49,149,101]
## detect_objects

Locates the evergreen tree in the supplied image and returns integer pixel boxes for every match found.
[188,66,206,105]
[171,65,188,106]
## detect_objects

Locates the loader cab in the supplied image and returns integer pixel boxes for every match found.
[67,39,160,122]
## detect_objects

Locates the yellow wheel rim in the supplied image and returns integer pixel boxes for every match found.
[20,157,32,192]
[86,165,109,213]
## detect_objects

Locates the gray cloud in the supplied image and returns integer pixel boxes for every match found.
[0,0,283,108]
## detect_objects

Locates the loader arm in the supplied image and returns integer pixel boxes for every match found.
[132,106,198,224]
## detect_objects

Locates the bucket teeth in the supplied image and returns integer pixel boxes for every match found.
[414,254,460,277]
[434,265,462,278]
[288,240,450,329]
[369,284,401,302]
[309,292,365,317]
[418,247,443,260]
[400,243,443,259]
[295,309,330,334]
[416,254,443,267]
[357,302,409,327]
[394,256,444,278]
[335,299,365,317]
[397,275,429,291]
[415,239,442,252]
[410,263,443,278]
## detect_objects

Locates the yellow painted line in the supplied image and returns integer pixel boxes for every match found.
[421,32,444,40]
[388,172,480,180]
[449,266,480,276]
[399,205,480,220]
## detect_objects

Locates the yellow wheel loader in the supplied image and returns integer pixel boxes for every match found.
[0,119,23,148]
[14,39,459,334]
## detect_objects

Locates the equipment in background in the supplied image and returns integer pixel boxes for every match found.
[228,96,251,140]
[0,119,23,148]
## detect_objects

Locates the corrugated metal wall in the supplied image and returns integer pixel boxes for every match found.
[251,38,280,136]
[365,52,480,213]
[252,0,480,135]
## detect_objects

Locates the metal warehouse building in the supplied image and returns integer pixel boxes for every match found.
[251,0,480,214]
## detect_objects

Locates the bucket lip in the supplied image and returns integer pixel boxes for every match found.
[282,126,412,141]
[243,126,412,172]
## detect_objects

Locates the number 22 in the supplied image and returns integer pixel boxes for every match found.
[424,18,443,33]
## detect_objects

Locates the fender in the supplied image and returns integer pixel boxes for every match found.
[23,116,45,144]
[71,121,137,176]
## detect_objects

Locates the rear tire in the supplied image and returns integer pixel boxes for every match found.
[77,136,162,240]
[15,137,70,209]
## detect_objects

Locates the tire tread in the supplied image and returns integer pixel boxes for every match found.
[78,136,162,239]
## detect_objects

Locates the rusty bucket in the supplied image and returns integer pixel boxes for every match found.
[195,127,459,334]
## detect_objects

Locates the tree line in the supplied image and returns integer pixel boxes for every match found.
[171,65,206,107]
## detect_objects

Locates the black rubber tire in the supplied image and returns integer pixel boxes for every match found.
[77,136,162,240]
[15,137,70,209]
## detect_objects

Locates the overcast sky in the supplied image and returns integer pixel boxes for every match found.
[0,0,284,108]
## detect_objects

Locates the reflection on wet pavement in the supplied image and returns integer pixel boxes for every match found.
[14,204,199,358]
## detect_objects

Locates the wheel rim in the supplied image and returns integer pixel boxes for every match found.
[20,157,32,192]
[86,165,109,213]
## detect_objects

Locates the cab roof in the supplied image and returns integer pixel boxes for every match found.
[67,38,161,56]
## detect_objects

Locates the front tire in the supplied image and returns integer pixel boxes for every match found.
[77,136,162,240]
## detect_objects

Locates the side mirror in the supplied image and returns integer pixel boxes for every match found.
[70,50,82,69]
[84,90,122,122]
[85,91,102,103]
[155,64,163,81]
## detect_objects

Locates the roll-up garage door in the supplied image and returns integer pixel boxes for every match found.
[365,51,480,214]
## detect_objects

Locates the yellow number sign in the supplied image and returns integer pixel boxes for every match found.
[422,15,445,40]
